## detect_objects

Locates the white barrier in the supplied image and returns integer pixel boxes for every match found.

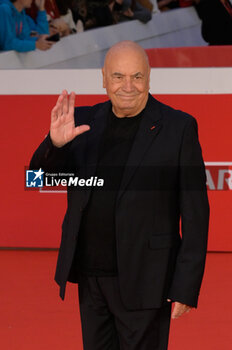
[0,7,206,69]
[1,68,232,95]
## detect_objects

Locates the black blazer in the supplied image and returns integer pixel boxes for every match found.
[30,94,209,310]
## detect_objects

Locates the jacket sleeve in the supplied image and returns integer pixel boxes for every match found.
[0,7,36,52]
[167,117,210,308]
[27,10,49,35]
[29,133,72,172]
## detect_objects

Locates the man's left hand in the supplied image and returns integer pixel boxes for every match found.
[167,299,193,319]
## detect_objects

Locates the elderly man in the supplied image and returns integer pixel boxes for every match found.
[30,41,209,350]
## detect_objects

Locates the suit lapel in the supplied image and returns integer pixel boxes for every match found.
[82,95,163,205]
[117,95,163,201]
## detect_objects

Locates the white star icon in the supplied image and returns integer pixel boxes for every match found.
[33,168,44,181]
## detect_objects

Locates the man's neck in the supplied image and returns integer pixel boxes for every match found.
[112,95,149,118]
[112,107,143,118]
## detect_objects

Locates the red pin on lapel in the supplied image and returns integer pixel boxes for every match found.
[150,125,156,130]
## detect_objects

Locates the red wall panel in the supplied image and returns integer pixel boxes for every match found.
[0,94,231,250]
[146,46,232,67]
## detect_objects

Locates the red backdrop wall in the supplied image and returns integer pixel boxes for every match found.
[0,93,231,250]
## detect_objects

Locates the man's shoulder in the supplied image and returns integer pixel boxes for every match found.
[152,95,196,126]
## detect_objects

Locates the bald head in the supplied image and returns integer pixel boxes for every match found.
[102,41,150,118]
[104,41,150,71]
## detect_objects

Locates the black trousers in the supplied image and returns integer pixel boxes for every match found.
[78,274,172,350]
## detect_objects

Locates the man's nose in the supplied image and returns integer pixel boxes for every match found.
[122,78,134,92]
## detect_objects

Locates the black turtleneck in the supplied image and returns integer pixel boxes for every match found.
[76,108,143,276]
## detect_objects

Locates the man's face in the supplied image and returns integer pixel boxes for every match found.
[102,47,150,117]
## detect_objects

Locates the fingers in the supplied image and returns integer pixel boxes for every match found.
[51,90,77,127]
[56,93,64,117]
[52,91,68,120]
[45,41,54,50]
[68,91,75,115]
[62,90,69,114]
[73,124,90,138]
[57,90,74,115]
[171,302,192,319]
[51,105,58,123]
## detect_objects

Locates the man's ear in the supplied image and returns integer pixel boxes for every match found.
[102,67,106,88]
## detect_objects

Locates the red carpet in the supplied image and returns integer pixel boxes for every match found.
[0,251,231,350]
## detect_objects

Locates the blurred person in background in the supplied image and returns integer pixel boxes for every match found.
[193,0,232,45]
[157,0,179,11]
[73,0,152,30]
[151,0,160,12]
[221,0,232,16]
[158,0,194,11]
[74,0,118,30]
[178,0,193,7]
[55,0,84,33]
[48,17,71,37]
[118,0,152,23]
[67,0,85,25]
[0,0,53,52]
[137,0,154,12]
[84,1,119,29]
[26,0,60,20]
[27,0,82,38]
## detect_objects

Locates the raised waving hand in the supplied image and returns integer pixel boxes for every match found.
[50,91,90,148]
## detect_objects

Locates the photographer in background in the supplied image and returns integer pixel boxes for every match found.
[0,0,53,52]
